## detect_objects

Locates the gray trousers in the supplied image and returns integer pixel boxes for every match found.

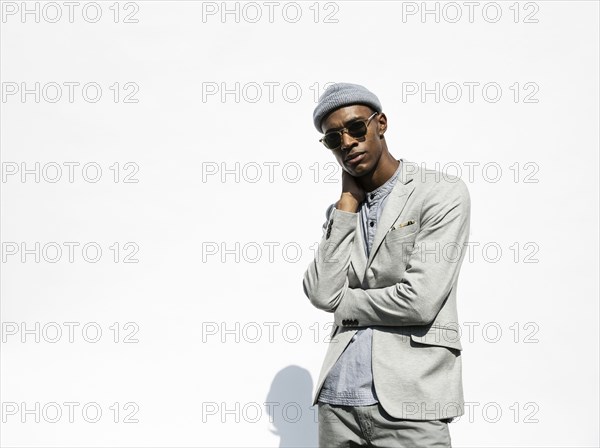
[318,402,452,448]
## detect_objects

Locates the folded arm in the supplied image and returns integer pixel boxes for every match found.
[302,203,358,312]
[334,179,471,326]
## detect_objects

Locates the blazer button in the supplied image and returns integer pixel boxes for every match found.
[342,319,347,326]
[353,319,359,326]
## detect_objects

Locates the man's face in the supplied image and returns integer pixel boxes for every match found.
[320,104,386,177]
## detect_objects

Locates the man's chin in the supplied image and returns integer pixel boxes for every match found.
[349,164,371,177]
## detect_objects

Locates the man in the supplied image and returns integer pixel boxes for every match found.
[302,82,471,447]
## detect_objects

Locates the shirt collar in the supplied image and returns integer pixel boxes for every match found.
[365,160,403,205]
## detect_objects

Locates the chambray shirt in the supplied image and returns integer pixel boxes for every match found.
[318,160,403,406]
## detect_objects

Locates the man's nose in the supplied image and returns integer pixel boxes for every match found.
[340,131,357,151]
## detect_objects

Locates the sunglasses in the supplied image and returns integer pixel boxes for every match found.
[319,112,379,150]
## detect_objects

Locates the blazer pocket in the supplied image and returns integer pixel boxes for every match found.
[386,218,419,241]
[410,326,463,351]
[394,219,416,230]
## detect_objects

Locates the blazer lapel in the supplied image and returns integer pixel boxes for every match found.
[367,179,415,269]
[350,159,417,283]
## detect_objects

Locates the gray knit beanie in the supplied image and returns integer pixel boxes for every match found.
[313,82,382,133]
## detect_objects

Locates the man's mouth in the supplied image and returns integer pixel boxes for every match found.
[345,152,366,164]
[345,152,365,162]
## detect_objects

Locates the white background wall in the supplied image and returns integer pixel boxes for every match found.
[1,1,598,446]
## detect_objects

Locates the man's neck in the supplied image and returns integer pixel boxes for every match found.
[360,155,400,193]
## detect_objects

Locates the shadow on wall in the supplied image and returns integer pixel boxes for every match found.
[265,365,318,448]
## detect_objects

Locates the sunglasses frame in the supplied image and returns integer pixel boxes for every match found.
[319,111,379,150]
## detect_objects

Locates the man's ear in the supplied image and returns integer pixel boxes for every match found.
[377,112,388,136]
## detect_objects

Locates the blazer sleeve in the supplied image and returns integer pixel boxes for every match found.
[333,179,471,326]
[302,202,358,312]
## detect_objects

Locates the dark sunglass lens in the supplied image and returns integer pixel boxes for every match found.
[348,121,368,137]
[323,133,341,149]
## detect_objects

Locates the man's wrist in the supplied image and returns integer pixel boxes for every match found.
[336,196,359,213]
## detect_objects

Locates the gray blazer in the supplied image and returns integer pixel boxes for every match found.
[302,159,471,420]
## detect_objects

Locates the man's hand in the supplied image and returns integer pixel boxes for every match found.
[337,170,364,212]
